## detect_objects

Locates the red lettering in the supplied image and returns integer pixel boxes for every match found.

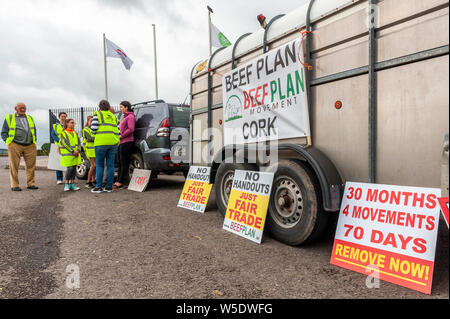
[244,91,250,109]
[402,191,413,205]
[370,229,383,244]
[413,238,427,254]
[426,216,435,231]
[398,234,413,250]
[425,193,437,209]
[254,86,261,105]
[413,192,425,208]
[262,83,268,104]
[254,217,262,229]
[366,188,378,202]
[383,233,397,248]
[249,88,256,107]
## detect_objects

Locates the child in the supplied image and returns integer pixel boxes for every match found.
[82,116,96,188]
[60,119,82,191]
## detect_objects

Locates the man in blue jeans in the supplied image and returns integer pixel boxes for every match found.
[51,112,67,184]
[90,100,120,193]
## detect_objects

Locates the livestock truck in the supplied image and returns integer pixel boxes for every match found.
[188,0,449,245]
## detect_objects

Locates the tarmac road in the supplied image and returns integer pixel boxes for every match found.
[0,168,448,299]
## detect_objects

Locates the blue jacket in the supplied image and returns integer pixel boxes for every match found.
[51,123,63,143]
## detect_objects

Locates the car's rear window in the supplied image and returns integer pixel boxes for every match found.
[169,105,190,127]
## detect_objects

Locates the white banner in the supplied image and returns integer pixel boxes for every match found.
[222,38,310,146]
[47,143,66,172]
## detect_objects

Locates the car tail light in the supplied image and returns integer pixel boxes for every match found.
[163,155,171,161]
[157,118,170,137]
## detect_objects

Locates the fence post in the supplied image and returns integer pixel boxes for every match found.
[49,109,52,144]
[81,107,85,130]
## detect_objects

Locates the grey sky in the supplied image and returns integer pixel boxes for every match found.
[0,0,308,148]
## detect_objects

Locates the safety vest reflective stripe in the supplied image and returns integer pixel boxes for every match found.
[93,110,119,146]
[82,127,96,158]
[5,114,37,145]
[60,132,75,153]
[95,131,120,135]
[60,131,82,167]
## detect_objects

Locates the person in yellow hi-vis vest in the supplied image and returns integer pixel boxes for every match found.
[60,119,82,191]
[82,115,96,188]
[1,102,38,191]
[51,112,67,184]
[90,100,120,193]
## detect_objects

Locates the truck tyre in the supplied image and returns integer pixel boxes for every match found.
[215,162,258,216]
[266,159,328,245]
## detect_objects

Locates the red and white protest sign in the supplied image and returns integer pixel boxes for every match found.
[128,169,151,192]
[438,197,449,228]
[330,182,441,294]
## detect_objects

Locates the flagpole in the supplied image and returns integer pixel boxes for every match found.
[207,6,213,56]
[103,33,109,100]
[152,24,159,100]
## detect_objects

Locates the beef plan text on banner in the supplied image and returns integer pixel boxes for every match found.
[330,182,441,294]
[222,38,310,146]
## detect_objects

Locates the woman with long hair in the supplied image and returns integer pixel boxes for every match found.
[114,101,135,188]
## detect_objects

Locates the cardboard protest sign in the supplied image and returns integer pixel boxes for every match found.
[330,182,441,294]
[223,170,274,243]
[222,38,310,146]
[47,143,66,172]
[438,197,449,228]
[178,166,212,213]
[128,169,151,192]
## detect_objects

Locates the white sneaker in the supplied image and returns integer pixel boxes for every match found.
[57,181,63,185]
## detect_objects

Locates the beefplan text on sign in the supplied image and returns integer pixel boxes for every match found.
[223,171,274,244]
[330,182,441,294]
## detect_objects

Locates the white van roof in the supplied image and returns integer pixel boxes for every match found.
[192,0,355,76]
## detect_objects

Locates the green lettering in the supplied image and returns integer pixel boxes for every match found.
[286,73,295,98]
[277,78,285,100]
[270,80,277,102]
[295,69,305,93]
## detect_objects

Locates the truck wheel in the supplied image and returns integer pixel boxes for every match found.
[214,162,258,216]
[266,159,328,245]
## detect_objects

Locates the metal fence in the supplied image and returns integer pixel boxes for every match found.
[49,106,119,143]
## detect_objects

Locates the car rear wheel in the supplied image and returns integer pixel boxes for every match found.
[76,154,89,180]
[266,159,328,246]
[214,162,258,216]
[129,153,144,177]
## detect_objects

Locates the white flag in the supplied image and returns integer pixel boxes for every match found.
[211,23,231,48]
[105,38,134,70]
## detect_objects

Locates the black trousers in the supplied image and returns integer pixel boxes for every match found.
[118,142,133,184]
[65,165,77,181]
